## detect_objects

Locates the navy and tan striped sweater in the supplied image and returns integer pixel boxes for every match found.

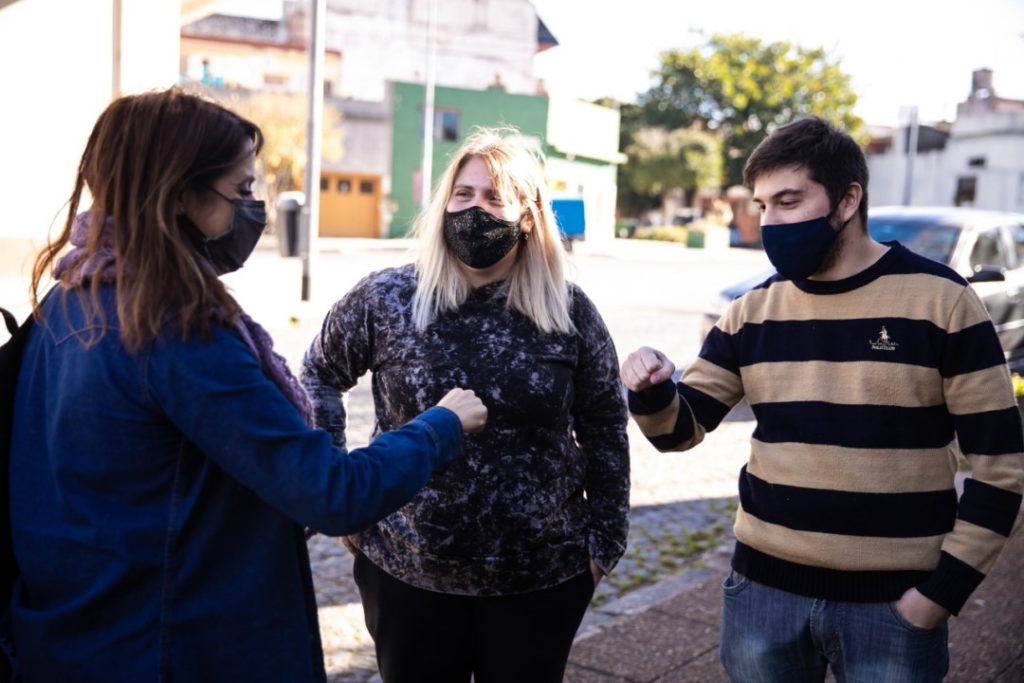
[629,242,1024,614]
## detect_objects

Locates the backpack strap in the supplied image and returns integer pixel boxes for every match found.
[0,310,15,338]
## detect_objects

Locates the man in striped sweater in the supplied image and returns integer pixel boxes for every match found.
[621,117,1024,682]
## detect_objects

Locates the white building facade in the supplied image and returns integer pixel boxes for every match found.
[869,70,1024,213]
[323,0,544,101]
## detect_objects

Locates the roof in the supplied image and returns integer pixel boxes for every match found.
[536,15,558,52]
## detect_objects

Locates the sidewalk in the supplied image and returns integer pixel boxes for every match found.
[566,509,1024,683]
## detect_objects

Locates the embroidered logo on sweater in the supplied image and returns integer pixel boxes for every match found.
[870,326,898,351]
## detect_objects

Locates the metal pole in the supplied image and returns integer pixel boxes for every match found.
[301,0,326,301]
[419,0,438,210]
[901,105,919,206]
[111,0,122,97]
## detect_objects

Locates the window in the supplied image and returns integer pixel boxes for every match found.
[437,111,459,141]
[1010,224,1024,267]
[420,109,461,142]
[359,180,374,194]
[967,156,986,168]
[969,230,1008,270]
[337,179,351,193]
[866,217,961,264]
[320,177,328,191]
[954,176,976,206]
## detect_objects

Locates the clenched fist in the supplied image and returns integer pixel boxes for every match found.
[620,346,675,393]
[437,388,488,433]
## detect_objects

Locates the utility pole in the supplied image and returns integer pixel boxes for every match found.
[901,105,919,206]
[111,0,122,97]
[301,0,326,301]
[419,0,438,210]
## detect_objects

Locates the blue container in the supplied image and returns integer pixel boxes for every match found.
[551,198,586,241]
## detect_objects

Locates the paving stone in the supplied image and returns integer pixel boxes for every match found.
[570,609,719,682]
[564,663,630,683]
[651,576,724,628]
[651,648,728,683]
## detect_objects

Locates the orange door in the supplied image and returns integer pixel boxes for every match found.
[319,173,380,237]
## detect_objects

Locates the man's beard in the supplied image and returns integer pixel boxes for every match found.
[813,214,849,276]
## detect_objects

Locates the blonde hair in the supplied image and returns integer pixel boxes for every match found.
[411,127,573,334]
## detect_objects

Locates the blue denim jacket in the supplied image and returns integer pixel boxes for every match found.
[6,285,461,681]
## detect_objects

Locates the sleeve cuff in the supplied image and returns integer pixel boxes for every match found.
[414,406,464,468]
[916,551,986,616]
[627,379,677,415]
[588,534,626,576]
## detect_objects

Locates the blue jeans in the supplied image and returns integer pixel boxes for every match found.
[720,571,949,682]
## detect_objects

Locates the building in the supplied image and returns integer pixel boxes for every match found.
[181,11,343,94]
[389,82,623,238]
[869,69,1024,213]
[179,0,622,240]
[323,0,552,103]
[179,10,376,237]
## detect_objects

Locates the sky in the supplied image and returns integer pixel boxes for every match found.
[217,0,1024,127]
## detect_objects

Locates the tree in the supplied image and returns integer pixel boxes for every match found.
[624,126,722,225]
[640,33,862,187]
[204,87,345,228]
[593,98,660,220]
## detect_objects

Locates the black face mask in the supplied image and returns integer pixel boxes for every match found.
[443,205,523,269]
[184,187,267,274]
[760,206,852,280]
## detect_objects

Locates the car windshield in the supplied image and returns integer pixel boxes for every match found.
[867,216,961,265]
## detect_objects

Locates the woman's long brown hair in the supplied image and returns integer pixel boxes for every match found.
[31,87,263,351]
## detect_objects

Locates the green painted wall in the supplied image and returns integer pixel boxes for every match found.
[389,81,549,237]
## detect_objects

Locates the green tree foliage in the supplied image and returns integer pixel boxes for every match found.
[640,33,862,187]
[624,126,722,224]
[592,98,658,219]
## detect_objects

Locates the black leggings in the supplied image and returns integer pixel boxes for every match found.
[353,552,595,683]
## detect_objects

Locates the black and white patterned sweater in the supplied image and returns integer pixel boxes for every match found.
[301,264,630,595]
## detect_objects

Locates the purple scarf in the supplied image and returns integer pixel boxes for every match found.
[55,212,314,426]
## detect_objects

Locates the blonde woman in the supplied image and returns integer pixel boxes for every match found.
[301,128,629,682]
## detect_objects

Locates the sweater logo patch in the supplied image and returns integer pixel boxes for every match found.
[870,326,898,351]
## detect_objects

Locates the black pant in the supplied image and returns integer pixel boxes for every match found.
[353,552,595,683]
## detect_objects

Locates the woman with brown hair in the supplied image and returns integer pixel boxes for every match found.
[3,87,486,682]
[302,128,630,682]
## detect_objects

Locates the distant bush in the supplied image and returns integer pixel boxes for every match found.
[632,226,689,243]
[615,221,638,239]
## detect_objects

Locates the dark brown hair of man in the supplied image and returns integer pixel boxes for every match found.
[743,116,870,229]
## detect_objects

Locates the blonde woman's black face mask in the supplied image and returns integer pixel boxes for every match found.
[443,205,523,269]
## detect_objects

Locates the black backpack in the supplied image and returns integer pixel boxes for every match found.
[1,301,41,681]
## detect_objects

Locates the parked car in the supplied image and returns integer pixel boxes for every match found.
[701,206,1024,371]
